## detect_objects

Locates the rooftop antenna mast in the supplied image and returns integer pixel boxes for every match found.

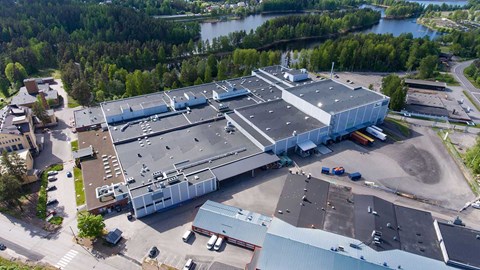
[330,62,335,79]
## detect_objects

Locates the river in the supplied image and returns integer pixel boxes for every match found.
[200,0,467,44]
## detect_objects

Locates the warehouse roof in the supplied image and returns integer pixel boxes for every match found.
[192,200,272,247]
[287,80,387,114]
[255,218,457,270]
[226,113,273,147]
[101,92,169,118]
[115,119,262,189]
[436,221,480,269]
[274,174,330,229]
[74,107,105,129]
[235,99,327,141]
[405,79,447,88]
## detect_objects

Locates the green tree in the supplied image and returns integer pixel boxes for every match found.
[71,80,91,106]
[418,55,438,79]
[0,173,23,210]
[217,60,228,80]
[77,212,106,239]
[381,74,406,111]
[32,100,51,125]
[1,151,26,183]
[4,62,28,89]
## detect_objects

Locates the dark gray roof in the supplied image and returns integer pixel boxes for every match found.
[226,113,273,147]
[436,221,480,268]
[274,175,443,261]
[211,152,279,181]
[105,229,122,245]
[235,99,326,141]
[74,107,105,129]
[274,174,330,229]
[115,119,262,189]
[405,79,447,88]
[0,105,30,135]
[10,86,57,106]
[287,80,387,114]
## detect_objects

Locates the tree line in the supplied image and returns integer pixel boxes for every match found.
[261,0,362,12]
[464,60,480,86]
[291,33,439,72]
[384,2,424,18]
[0,0,199,96]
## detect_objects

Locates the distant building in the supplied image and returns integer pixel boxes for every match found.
[0,105,39,154]
[10,78,59,108]
[405,79,447,91]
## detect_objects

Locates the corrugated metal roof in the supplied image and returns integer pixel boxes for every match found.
[192,200,272,247]
[256,218,459,270]
[212,152,279,181]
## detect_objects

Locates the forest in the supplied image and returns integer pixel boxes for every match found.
[384,2,424,18]
[464,60,480,86]
[260,0,362,12]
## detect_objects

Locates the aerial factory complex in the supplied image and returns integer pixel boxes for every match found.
[74,66,389,218]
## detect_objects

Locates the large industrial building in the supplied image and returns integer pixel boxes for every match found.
[74,66,389,218]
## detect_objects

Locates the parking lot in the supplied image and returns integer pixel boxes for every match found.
[104,168,288,269]
[296,124,475,211]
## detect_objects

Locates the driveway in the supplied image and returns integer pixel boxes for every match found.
[34,80,80,227]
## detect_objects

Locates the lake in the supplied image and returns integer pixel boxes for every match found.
[200,0,467,43]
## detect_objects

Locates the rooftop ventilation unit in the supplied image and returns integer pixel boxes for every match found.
[286,122,291,125]
[268,110,273,113]
[329,87,333,90]
[335,99,339,102]
[147,186,153,192]
[287,105,291,109]
[249,115,254,118]
[126,177,135,184]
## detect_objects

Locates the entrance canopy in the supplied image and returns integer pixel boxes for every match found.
[212,152,279,181]
[297,140,317,152]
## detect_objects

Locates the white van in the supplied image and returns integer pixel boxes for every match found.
[183,259,193,270]
[182,230,193,242]
[206,235,218,250]
[214,237,224,251]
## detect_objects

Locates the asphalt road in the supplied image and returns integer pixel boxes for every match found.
[452,60,480,106]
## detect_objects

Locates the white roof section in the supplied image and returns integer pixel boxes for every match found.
[193,200,272,247]
[297,140,317,152]
[256,218,459,270]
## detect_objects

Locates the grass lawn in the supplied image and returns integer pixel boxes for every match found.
[74,167,86,206]
[71,140,79,152]
[0,257,56,270]
[36,164,64,219]
[464,70,480,89]
[31,68,61,79]
[434,73,459,86]
[385,117,411,137]
[462,90,480,112]
[68,96,81,108]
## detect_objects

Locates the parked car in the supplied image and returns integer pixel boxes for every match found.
[115,205,122,212]
[47,171,58,176]
[47,210,57,216]
[46,185,57,192]
[47,176,57,182]
[66,171,72,177]
[46,199,58,206]
[183,259,194,270]
[0,243,6,251]
[148,246,158,258]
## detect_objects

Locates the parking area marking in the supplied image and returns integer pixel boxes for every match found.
[54,249,78,269]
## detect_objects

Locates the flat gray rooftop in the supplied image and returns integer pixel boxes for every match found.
[437,221,480,268]
[235,99,326,141]
[74,107,105,129]
[115,119,262,189]
[287,80,386,114]
[101,92,169,118]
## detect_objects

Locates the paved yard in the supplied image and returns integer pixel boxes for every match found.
[295,125,475,211]
[104,168,288,269]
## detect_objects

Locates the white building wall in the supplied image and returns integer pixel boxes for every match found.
[131,177,216,218]
[281,90,331,125]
